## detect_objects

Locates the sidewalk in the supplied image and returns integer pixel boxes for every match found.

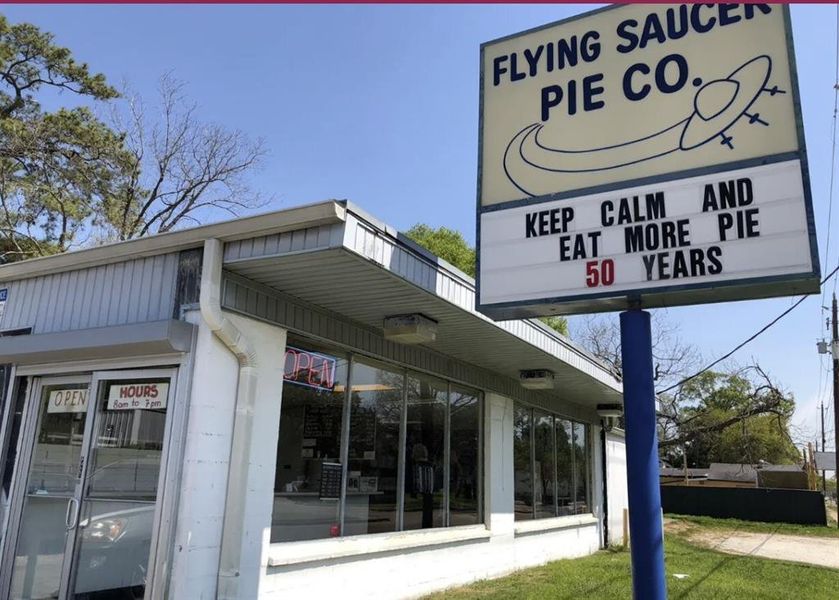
[687,529,839,570]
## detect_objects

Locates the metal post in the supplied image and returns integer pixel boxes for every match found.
[821,402,826,492]
[620,309,667,600]
[833,294,839,527]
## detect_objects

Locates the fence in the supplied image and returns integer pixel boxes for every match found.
[660,485,827,525]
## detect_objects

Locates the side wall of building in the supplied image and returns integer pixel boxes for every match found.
[0,253,181,334]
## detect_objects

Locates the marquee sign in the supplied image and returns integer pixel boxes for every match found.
[477,4,820,318]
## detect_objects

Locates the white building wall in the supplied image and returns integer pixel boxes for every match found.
[257,392,601,600]
[606,431,629,546]
[168,310,287,599]
[164,318,617,599]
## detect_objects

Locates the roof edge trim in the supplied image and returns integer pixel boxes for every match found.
[0,200,345,282]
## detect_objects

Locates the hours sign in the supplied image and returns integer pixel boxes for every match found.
[476,4,819,318]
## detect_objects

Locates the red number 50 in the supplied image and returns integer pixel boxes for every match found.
[585,259,615,288]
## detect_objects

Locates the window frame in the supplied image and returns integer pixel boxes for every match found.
[513,402,592,521]
[274,338,484,542]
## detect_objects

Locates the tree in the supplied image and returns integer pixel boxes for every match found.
[573,314,798,466]
[573,312,699,384]
[404,223,568,336]
[404,223,476,277]
[0,16,266,261]
[0,15,127,261]
[661,367,800,467]
[104,75,266,241]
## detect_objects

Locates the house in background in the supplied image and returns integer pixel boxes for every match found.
[661,462,809,490]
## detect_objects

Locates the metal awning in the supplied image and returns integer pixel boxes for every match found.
[0,320,195,365]
[222,202,622,409]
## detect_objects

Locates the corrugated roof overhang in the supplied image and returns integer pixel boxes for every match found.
[223,202,622,409]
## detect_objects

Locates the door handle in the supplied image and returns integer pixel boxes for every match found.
[65,497,79,530]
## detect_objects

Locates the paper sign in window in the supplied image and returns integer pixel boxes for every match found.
[107,383,169,411]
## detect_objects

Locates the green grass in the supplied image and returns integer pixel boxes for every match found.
[424,534,839,599]
[667,513,839,538]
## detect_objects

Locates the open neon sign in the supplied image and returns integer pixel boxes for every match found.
[283,346,337,391]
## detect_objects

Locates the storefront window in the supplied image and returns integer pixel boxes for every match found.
[403,374,446,530]
[556,419,574,516]
[272,344,348,542]
[271,339,484,542]
[346,359,403,535]
[0,374,25,531]
[574,422,589,514]
[513,404,533,521]
[533,411,555,519]
[515,404,591,521]
[449,386,481,526]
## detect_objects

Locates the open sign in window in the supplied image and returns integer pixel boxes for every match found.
[283,346,337,391]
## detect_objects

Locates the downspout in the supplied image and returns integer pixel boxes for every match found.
[200,238,259,600]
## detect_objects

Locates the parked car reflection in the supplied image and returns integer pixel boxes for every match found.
[73,454,161,599]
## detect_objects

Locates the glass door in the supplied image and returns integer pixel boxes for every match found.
[7,376,92,600]
[67,371,174,600]
[3,369,175,600]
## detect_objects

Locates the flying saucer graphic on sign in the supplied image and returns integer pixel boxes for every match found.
[503,55,787,198]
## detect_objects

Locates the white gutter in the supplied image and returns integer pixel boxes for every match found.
[200,238,258,600]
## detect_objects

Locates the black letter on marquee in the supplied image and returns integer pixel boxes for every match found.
[525,212,538,238]
[707,246,723,274]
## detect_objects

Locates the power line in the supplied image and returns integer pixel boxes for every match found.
[821,6,839,303]
[657,264,839,395]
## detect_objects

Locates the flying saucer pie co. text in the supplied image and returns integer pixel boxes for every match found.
[477,3,820,318]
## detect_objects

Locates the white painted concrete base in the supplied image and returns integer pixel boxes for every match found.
[259,523,600,600]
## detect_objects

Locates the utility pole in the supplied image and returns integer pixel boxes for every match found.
[821,402,827,492]
[833,293,838,527]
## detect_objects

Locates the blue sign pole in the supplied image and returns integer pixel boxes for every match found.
[620,309,667,600]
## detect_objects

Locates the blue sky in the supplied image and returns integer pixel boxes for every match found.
[5,4,837,451]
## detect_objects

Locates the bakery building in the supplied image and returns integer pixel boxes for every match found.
[0,200,627,600]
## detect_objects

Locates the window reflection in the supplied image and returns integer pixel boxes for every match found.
[346,359,402,535]
[513,406,533,521]
[574,422,589,514]
[533,411,555,519]
[271,339,484,541]
[556,419,574,516]
[515,403,591,521]
[449,387,480,526]
[403,374,446,530]
[272,345,348,542]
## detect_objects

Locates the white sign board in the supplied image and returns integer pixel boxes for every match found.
[477,4,819,318]
[107,383,169,411]
[48,389,89,414]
